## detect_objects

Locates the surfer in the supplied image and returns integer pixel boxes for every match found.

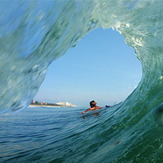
[80,100,102,115]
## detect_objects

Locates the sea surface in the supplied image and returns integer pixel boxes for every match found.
[0,106,113,163]
[0,104,162,163]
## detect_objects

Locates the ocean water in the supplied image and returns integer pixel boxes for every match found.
[0,105,162,163]
[0,106,113,163]
[0,0,163,162]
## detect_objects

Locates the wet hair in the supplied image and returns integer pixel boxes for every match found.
[90,100,96,107]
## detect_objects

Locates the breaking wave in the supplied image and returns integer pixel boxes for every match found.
[0,0,162,162]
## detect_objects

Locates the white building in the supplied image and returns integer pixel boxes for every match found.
[56,102,76,107]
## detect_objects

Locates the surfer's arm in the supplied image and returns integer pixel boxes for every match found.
[80,108,91,114]
[80,106,102,114]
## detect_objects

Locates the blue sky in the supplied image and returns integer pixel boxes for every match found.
[34,28,142,107]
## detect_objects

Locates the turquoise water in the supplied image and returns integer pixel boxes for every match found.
[0,0,163,162]
[0,105,162,162]
[0,106,112,162]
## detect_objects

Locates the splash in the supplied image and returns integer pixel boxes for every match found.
[0,0,162,162]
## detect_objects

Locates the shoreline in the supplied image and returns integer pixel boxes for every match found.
[29,104,76,108]
[29,104,62,108]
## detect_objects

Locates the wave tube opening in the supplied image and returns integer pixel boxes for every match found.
[0,0,162,113]
[34,28,142,107]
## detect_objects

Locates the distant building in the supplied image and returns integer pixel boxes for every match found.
[30,100,76,107]
[56,102,76,107]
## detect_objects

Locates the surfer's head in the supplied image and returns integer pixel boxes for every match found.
[90,100,96,107]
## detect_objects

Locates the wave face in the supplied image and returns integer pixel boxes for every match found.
[0,0,163,162]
